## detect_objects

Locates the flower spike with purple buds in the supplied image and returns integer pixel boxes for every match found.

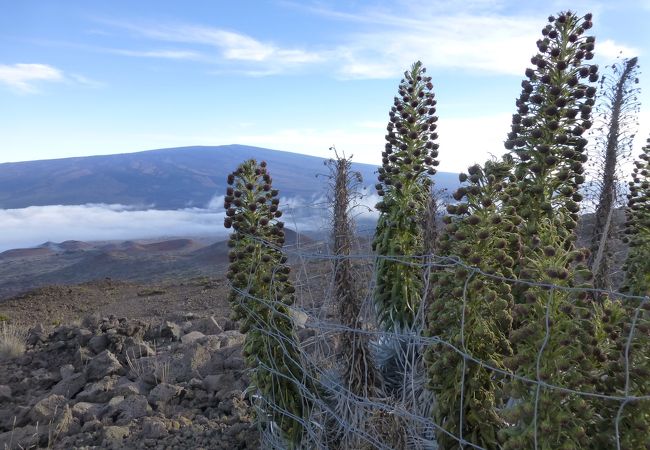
[224,159,310,448]
[373,61,439,332]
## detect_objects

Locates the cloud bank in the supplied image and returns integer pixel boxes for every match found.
[0,204,228,252]
[0,196,382,252]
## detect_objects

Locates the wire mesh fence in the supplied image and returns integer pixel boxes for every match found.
[225,207,649,449]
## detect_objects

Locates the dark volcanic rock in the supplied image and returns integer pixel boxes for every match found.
[0,315,259,449]
[86,350,124,381]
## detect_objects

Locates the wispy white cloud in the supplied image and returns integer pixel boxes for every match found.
[95,3,640,79]
[337,17,540,78]
[293,0,506,28]
[286,1,540,77]
[597,39,640,60]
[68,73,105,88]
[108,48,205,60]
[0,63,103,93]
[100,20,324,73]
[102,12,539,77]
[0,63,64,93]
[292,1,638,79]
[24,37,208,63]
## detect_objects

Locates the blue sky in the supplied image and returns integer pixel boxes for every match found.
[1,0,648,173]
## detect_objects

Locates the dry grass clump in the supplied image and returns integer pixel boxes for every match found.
[125,342,172,385]
[0,322,27,358]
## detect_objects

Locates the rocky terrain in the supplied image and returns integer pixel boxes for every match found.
[0,277,232,329]
[0,259,326,450]
[0,312,259,449]
[0,274,262,449]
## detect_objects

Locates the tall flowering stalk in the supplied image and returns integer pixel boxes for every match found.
[325,149,381,449]
[498,12,604,449]
[373,61,439,332]
[224,159,309,448]
[607,137,650,449]
[330,151,380,397]
[589,138,650,447]
[426,158,519,449]
[622,137,650,297]
[588,57,640,290]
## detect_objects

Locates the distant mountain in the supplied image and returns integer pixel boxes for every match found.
[0,145,459,209]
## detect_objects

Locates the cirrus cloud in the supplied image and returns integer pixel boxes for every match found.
[597,39,640,60]
[99,19,324,74]
[0,63,64,93]
[95,2,641,80]
[0,63,103,93]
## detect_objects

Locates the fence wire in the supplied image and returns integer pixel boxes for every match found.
[226,220,649,450]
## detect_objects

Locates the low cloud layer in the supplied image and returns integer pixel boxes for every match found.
[0,204,228,252]
[0,196,380,252]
